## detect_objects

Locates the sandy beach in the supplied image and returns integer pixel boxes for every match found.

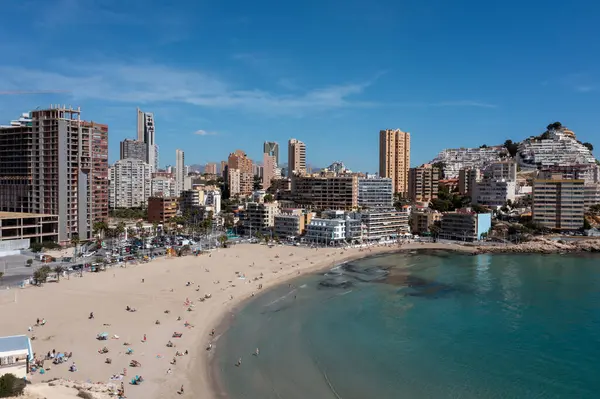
[0,242,475,398]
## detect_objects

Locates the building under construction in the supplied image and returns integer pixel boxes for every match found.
[0,106,108,244]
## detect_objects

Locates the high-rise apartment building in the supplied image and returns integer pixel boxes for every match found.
[288,139,306,177]
[408,164,440,202]
[0,106,109,243]
[204,162,217,175]
[119,138,147,162]
[175,149,185,197]
[379,129,411,196]
[458,167,481,196]
[264,141,279,166]
[109,159,153,208]
[137,107,158,170]
[151,173,176,198]
[228,150,253,196]
[292,175,359,210]
[357,177,394,208]
[532,178,585,230]
[263,153,277,190]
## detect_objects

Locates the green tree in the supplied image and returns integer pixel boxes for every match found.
[53,265,65,282]
[0,373,26,397]
[582,142,594,151]
[26,259,33,267]
[263,194,274,203]
[583,217,592,230]
[33,267,50,285]
[93,221,109,237]
[70,234,80,247]
[503,140,519,158]
[547,122,562,131]
[0,272,3,283]
[218,234,229,248]
[127,227,137,239]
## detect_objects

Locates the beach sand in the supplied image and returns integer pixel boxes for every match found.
[0,242,474,398]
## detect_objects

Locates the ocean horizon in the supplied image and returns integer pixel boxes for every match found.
[214,250,600,398]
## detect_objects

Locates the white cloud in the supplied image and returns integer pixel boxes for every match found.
[193,130,217,136]
[0,61,495,116]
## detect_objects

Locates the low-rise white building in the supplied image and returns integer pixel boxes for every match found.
[304,218,347,245]
[473,179,516,208]
[0,335,33,379]
[274,208,314,239]
[584,183,600,210]
[204,190,222,214]
[349,209,410,241]
[483,160,517,182]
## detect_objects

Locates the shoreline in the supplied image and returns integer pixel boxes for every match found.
[203,242,478,399]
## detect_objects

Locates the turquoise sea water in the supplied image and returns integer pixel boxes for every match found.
[216,251,600,399]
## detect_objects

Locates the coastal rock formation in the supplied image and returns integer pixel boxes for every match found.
[476,237,600,254]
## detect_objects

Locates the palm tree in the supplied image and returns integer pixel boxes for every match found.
[93,221,108,238]
[127,227,137,239]
[33,269,45,286]
[70,233,80,248]
[53,265,65,282]
[152,222,159,237]
[218,234,229,248]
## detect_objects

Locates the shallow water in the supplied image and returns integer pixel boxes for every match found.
[216,251,600,398]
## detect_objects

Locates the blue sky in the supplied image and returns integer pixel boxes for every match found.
[1,0,599,171]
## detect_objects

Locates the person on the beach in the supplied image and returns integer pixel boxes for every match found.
[210,328,215,336]
[236,357,242,366]
[255,348,259,356]
[180,385,184,394]
[89,312,94,319]
[143,334,147,342]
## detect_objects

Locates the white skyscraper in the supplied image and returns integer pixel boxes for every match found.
[109,159,153,208]
[175,149,185,196]
[137,107,158,170]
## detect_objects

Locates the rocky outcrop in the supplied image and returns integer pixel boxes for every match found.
[475,237,600,254]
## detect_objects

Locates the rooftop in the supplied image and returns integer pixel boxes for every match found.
[0,211,57,220]
[0,335,33,360]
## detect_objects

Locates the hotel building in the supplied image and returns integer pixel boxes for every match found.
[532,178,585,230]
[379,129,410,196]
[408,164,440,202]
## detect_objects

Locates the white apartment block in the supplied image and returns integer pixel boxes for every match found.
[483,160,517,182]
[584,183,600,210]
[517,130,595,170]
[473,179,516,208]
[151,175,176,198]
[228,168,241,196]
[204,190,222,214]
[349,209,410,241]
[430,146,509,179]
[304,218,347,245]
[537,164,599,184]
[109,159,153,208]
